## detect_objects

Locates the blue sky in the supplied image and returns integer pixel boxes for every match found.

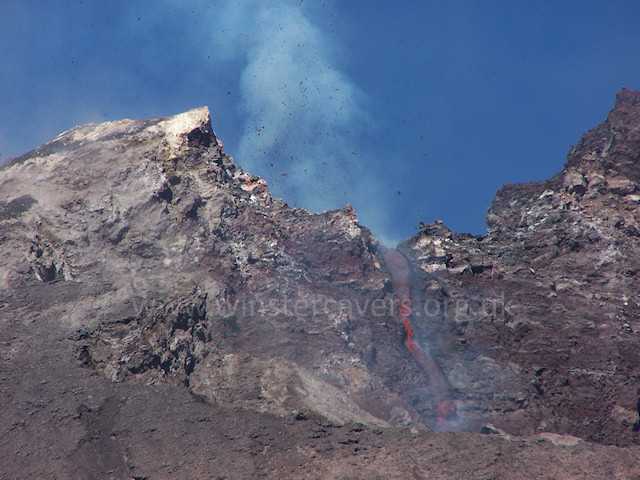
[1,1,639,244]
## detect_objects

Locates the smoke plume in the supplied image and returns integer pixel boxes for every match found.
[203,1,393,240]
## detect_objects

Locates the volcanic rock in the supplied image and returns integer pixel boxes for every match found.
[1,90,640,478]
[402,88,640,446]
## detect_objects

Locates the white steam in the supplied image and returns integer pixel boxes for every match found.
[204,1,393,240]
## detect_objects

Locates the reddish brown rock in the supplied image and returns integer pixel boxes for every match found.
[2,90,640,478]
[403,88,640,446]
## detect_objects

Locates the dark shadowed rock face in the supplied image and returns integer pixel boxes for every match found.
[1,91,640,478]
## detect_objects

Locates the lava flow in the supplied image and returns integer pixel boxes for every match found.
[383,248,459,430]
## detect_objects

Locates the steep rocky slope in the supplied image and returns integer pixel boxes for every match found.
[1,89,640,478]
[401,88,640,446]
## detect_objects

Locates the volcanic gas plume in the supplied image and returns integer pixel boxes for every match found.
[383,248,459,430]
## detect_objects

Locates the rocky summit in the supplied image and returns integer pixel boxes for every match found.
[1,90,640,479]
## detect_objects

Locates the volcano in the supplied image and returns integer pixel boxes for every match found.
[1,90,640,478]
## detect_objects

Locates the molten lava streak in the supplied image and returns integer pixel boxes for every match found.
[383,248,459,430]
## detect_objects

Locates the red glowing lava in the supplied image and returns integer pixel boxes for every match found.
[383,248,458,430]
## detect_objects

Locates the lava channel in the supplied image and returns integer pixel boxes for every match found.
[383,248,459,430]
